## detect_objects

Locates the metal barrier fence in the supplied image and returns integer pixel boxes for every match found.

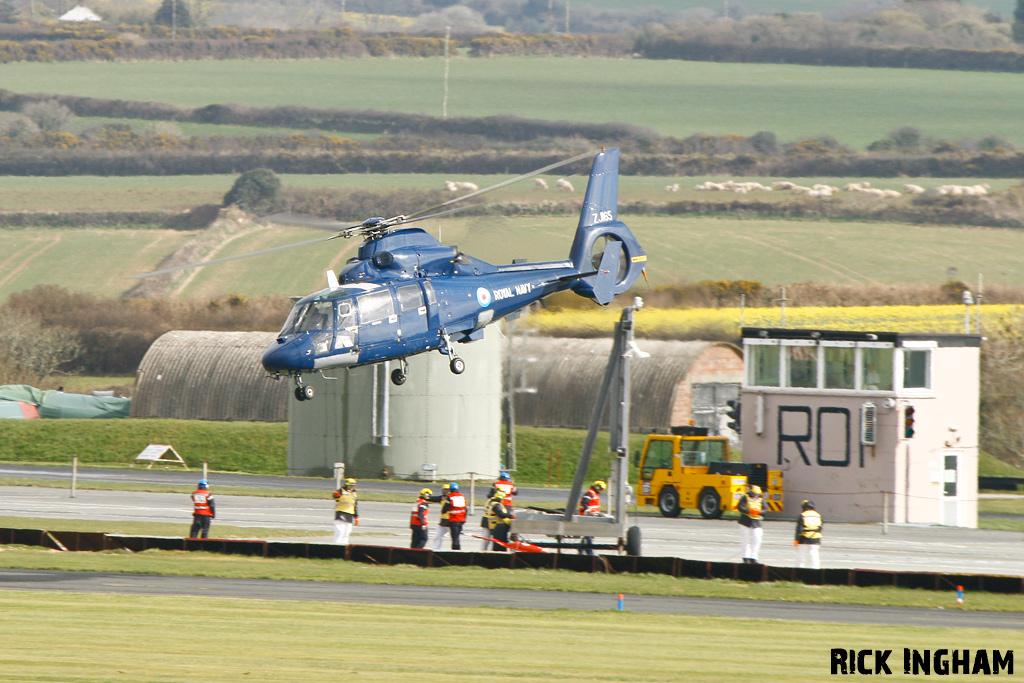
[2,527,1021,594]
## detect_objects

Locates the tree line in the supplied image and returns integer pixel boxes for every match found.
[2,6,1024,71]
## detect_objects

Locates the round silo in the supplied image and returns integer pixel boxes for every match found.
[287,330,502,480]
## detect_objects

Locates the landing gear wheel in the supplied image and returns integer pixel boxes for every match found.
[294,384,315,401]
[391,368,407,386]
[295,386,307,401]
[698,487,724,519]
[658,487,681,518]
[450,357,466,375]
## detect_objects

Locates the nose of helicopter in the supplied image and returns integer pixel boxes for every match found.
[261,337,313,373]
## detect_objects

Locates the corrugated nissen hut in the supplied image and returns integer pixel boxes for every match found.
[131,330,289,421]
[508,337,743,434]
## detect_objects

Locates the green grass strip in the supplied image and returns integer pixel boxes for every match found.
[0,591,1016,682]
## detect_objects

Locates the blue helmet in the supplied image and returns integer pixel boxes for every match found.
[197,480,208,489]
[448,482,459,492]
[499,472,510,481]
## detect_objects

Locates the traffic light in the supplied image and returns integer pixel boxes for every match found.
[725,399,742,434]
[904,405,916,439]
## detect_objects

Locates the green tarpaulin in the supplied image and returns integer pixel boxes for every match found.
[0,385,130,419]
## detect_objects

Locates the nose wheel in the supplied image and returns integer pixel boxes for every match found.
[294,378,315,401]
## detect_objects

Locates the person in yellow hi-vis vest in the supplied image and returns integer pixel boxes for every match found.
[795,499,823,569]
[332,478,359,545]
[486,490,513,551]
[737,484,763,564]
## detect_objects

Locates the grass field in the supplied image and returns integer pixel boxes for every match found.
[4,174,1022,212]
[1,590,1016,682]
[0,227,196,299]
[4,211,1024,300]
[4,174,1020,215]
[5,57,1024,148]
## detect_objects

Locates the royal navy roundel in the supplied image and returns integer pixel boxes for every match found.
[476,287,492,307]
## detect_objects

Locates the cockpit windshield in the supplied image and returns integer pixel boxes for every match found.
[280,301,333,336]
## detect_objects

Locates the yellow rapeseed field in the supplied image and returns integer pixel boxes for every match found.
[528,304,1024,338]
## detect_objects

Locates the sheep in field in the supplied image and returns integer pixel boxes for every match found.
[534,178,549,190]
[556,178,574,192]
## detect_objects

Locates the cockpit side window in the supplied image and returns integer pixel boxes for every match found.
[397,285,423,313]
[294,301,333,333]
[336,300,356,329]
[358,290,395,323]
[335,299,356,349]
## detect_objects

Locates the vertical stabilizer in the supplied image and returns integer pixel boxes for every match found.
[578,148,620,229]
[568,148,646,303]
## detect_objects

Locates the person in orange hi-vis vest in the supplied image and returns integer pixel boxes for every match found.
[577,480,605,555]
[410,488,432,549]
[488,471,516,510]
[189,480,215,539]
[431,482,467,551]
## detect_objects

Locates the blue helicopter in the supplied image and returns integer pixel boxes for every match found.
[136,148,646,400]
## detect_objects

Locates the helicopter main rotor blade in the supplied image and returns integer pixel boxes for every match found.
[259,212,363,232]
[130,149,600,280]
[129,234,339,279]
[401,149,598,223]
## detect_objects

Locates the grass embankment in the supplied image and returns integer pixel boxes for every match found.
[2,591,1016,683]
[0,420,638,486]
[0,418,287,474]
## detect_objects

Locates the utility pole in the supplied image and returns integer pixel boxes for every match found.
[962,290,973,334]
[171,0,177,40]
[442,25,451,119]
[975,273,983,334]
[774,287,791,328]
[564,0,570,33]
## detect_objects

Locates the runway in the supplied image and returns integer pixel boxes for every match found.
[2,481,1023,577]
[2,467,1024,629]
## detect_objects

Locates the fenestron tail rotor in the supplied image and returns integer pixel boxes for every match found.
[131,149,598,281]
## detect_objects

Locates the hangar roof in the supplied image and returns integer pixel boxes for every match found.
[509,336,741,433]
[131,330,289,422]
